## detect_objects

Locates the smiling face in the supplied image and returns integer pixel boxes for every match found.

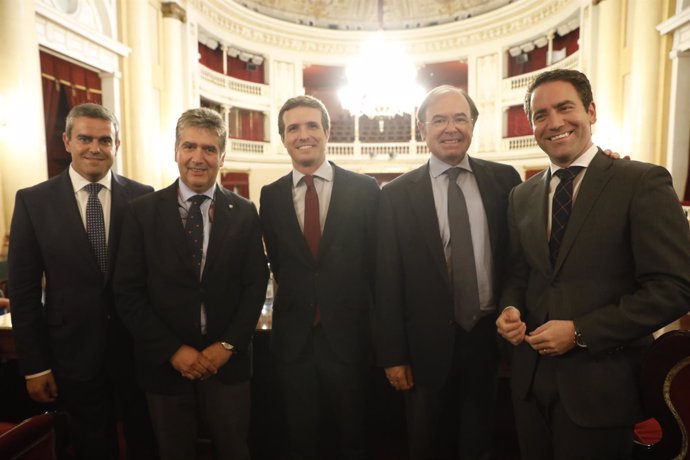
[63,117,119,182]
[281,106,329,174]
[175,126,225,193]
[529,80,596,167]
[418,91,475,166]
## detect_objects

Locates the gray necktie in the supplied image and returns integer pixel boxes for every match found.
[185,195,208,277]
[447,168,480,332]
[85,183,108,275]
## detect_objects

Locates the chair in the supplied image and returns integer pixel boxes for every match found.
[634,329,690,460]
[0,413,56,460]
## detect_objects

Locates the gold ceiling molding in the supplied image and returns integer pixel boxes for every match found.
[187,0,576,62]
[161,2,187,23]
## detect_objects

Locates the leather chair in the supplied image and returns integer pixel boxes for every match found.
[0,413,56,460]
[634,329,690,460]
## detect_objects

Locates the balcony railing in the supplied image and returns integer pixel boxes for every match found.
[199,66,269,103]
[503,51,580,103]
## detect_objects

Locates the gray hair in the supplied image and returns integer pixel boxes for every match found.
[175,108,227,153]
[416,85,479,124]
[65,103,120,143]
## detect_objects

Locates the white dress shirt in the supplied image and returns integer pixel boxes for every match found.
[291,160,334,232]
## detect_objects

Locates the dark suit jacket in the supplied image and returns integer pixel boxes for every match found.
[501,150,690,427]
[260,162,379,364]
[114,181,269,394]
[375,157,521,388]
[8,169,153,381]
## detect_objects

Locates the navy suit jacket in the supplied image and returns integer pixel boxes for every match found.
[260,162,379,364]
[8,169,153,380]
[114,181,268,394]
[375,157,521,388]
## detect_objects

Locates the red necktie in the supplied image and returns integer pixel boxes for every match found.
[303,175,321,324]
[303,175,321,259]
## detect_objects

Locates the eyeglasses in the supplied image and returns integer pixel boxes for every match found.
[424,116,472,130]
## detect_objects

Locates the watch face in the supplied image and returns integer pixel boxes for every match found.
[221,342,233,350]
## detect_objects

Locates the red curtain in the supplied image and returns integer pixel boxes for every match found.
[227,55,265,83]
[40,51,102,177]
[506,46,548,77]
[198,43,223,73]
[505,106,532,138]
[554,29,580,56]
[221,172,249,198]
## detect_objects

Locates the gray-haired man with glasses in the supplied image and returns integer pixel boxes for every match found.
[374,85,521,460]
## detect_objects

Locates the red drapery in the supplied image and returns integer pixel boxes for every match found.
[505,105,532,138]
[40,51,102,177]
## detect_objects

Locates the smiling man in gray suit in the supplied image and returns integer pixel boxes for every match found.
[497,69,690,460]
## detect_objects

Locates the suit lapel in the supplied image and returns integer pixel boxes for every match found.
[552,151,613,273]
[523,170,552,274]
[108,174,127,281]
[57,170,102,273]
[157,181,197,277]
[407,163,450,289]
[471,159,500,258]
[204,186,236,277]
[277,172,315,265]
[319,163,345,260]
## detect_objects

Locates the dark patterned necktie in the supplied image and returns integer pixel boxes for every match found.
[185,195,208,276]
[549,166,584,265]
[447,168,480,332]
[85,183,108,275]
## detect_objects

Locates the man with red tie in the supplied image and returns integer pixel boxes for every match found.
[260,95,379,460]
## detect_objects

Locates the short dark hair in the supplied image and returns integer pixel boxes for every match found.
[278,95,330,138]
[65,103,120,143]
[524,69,593,123]
[175,107,227,153]
[416,85,479,124]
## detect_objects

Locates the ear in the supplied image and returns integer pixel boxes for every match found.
[62,132,70,151]
[417,121,427,140]
[588,101,597,124]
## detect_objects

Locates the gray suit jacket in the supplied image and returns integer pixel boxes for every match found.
[501,150,690,427]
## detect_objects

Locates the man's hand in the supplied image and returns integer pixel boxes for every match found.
[385,365,414,391]
[603,149,630,160]
[201,342,232,370]
[170,345,217,380]
[0,298,10,312]
[26,372,58,403]
[496,306,526,346]
[524,320,576,357]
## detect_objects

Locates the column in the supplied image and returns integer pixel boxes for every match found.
[628,0,663,163]
[589,0,622,152]
[665,49,690,198]
[161,1,188,185]
[0,0,47,254]
[120,0,161,187]
[546,29,555,65]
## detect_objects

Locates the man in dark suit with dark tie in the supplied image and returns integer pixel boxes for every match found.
[114,107,268,460]
[8,103,156,459]
[260,95,379,460]
[496,69,690,460]
[374,85,521,460]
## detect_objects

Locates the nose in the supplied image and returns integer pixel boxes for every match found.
[546,112,565,130]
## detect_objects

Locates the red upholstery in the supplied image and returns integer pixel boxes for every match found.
[0,413,56,460]
[634,330,690,460]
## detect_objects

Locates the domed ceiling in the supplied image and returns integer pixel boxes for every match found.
[233,0,512,31]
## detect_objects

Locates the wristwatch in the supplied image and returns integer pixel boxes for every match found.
[574,330,587,348]
[220,341,234,351]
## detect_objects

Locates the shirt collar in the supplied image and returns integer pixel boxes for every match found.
[178,179,216,202]
[69,165,112,193]
[292,159,334,187]
[428,153,473,179]
[549,144,599,175]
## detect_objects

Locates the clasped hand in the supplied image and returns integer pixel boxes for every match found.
[170,343,232,380]
[496,307,576,357]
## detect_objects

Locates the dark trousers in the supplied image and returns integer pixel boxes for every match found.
[55,321,156,460]
[279,325,370,460]
[405,315,499,460]
[146,378,250,460]
[512,356,633,460]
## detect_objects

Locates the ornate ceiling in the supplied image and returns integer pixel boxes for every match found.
[233,0,512,31]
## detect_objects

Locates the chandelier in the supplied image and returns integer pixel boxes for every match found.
[338,35,424,120]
